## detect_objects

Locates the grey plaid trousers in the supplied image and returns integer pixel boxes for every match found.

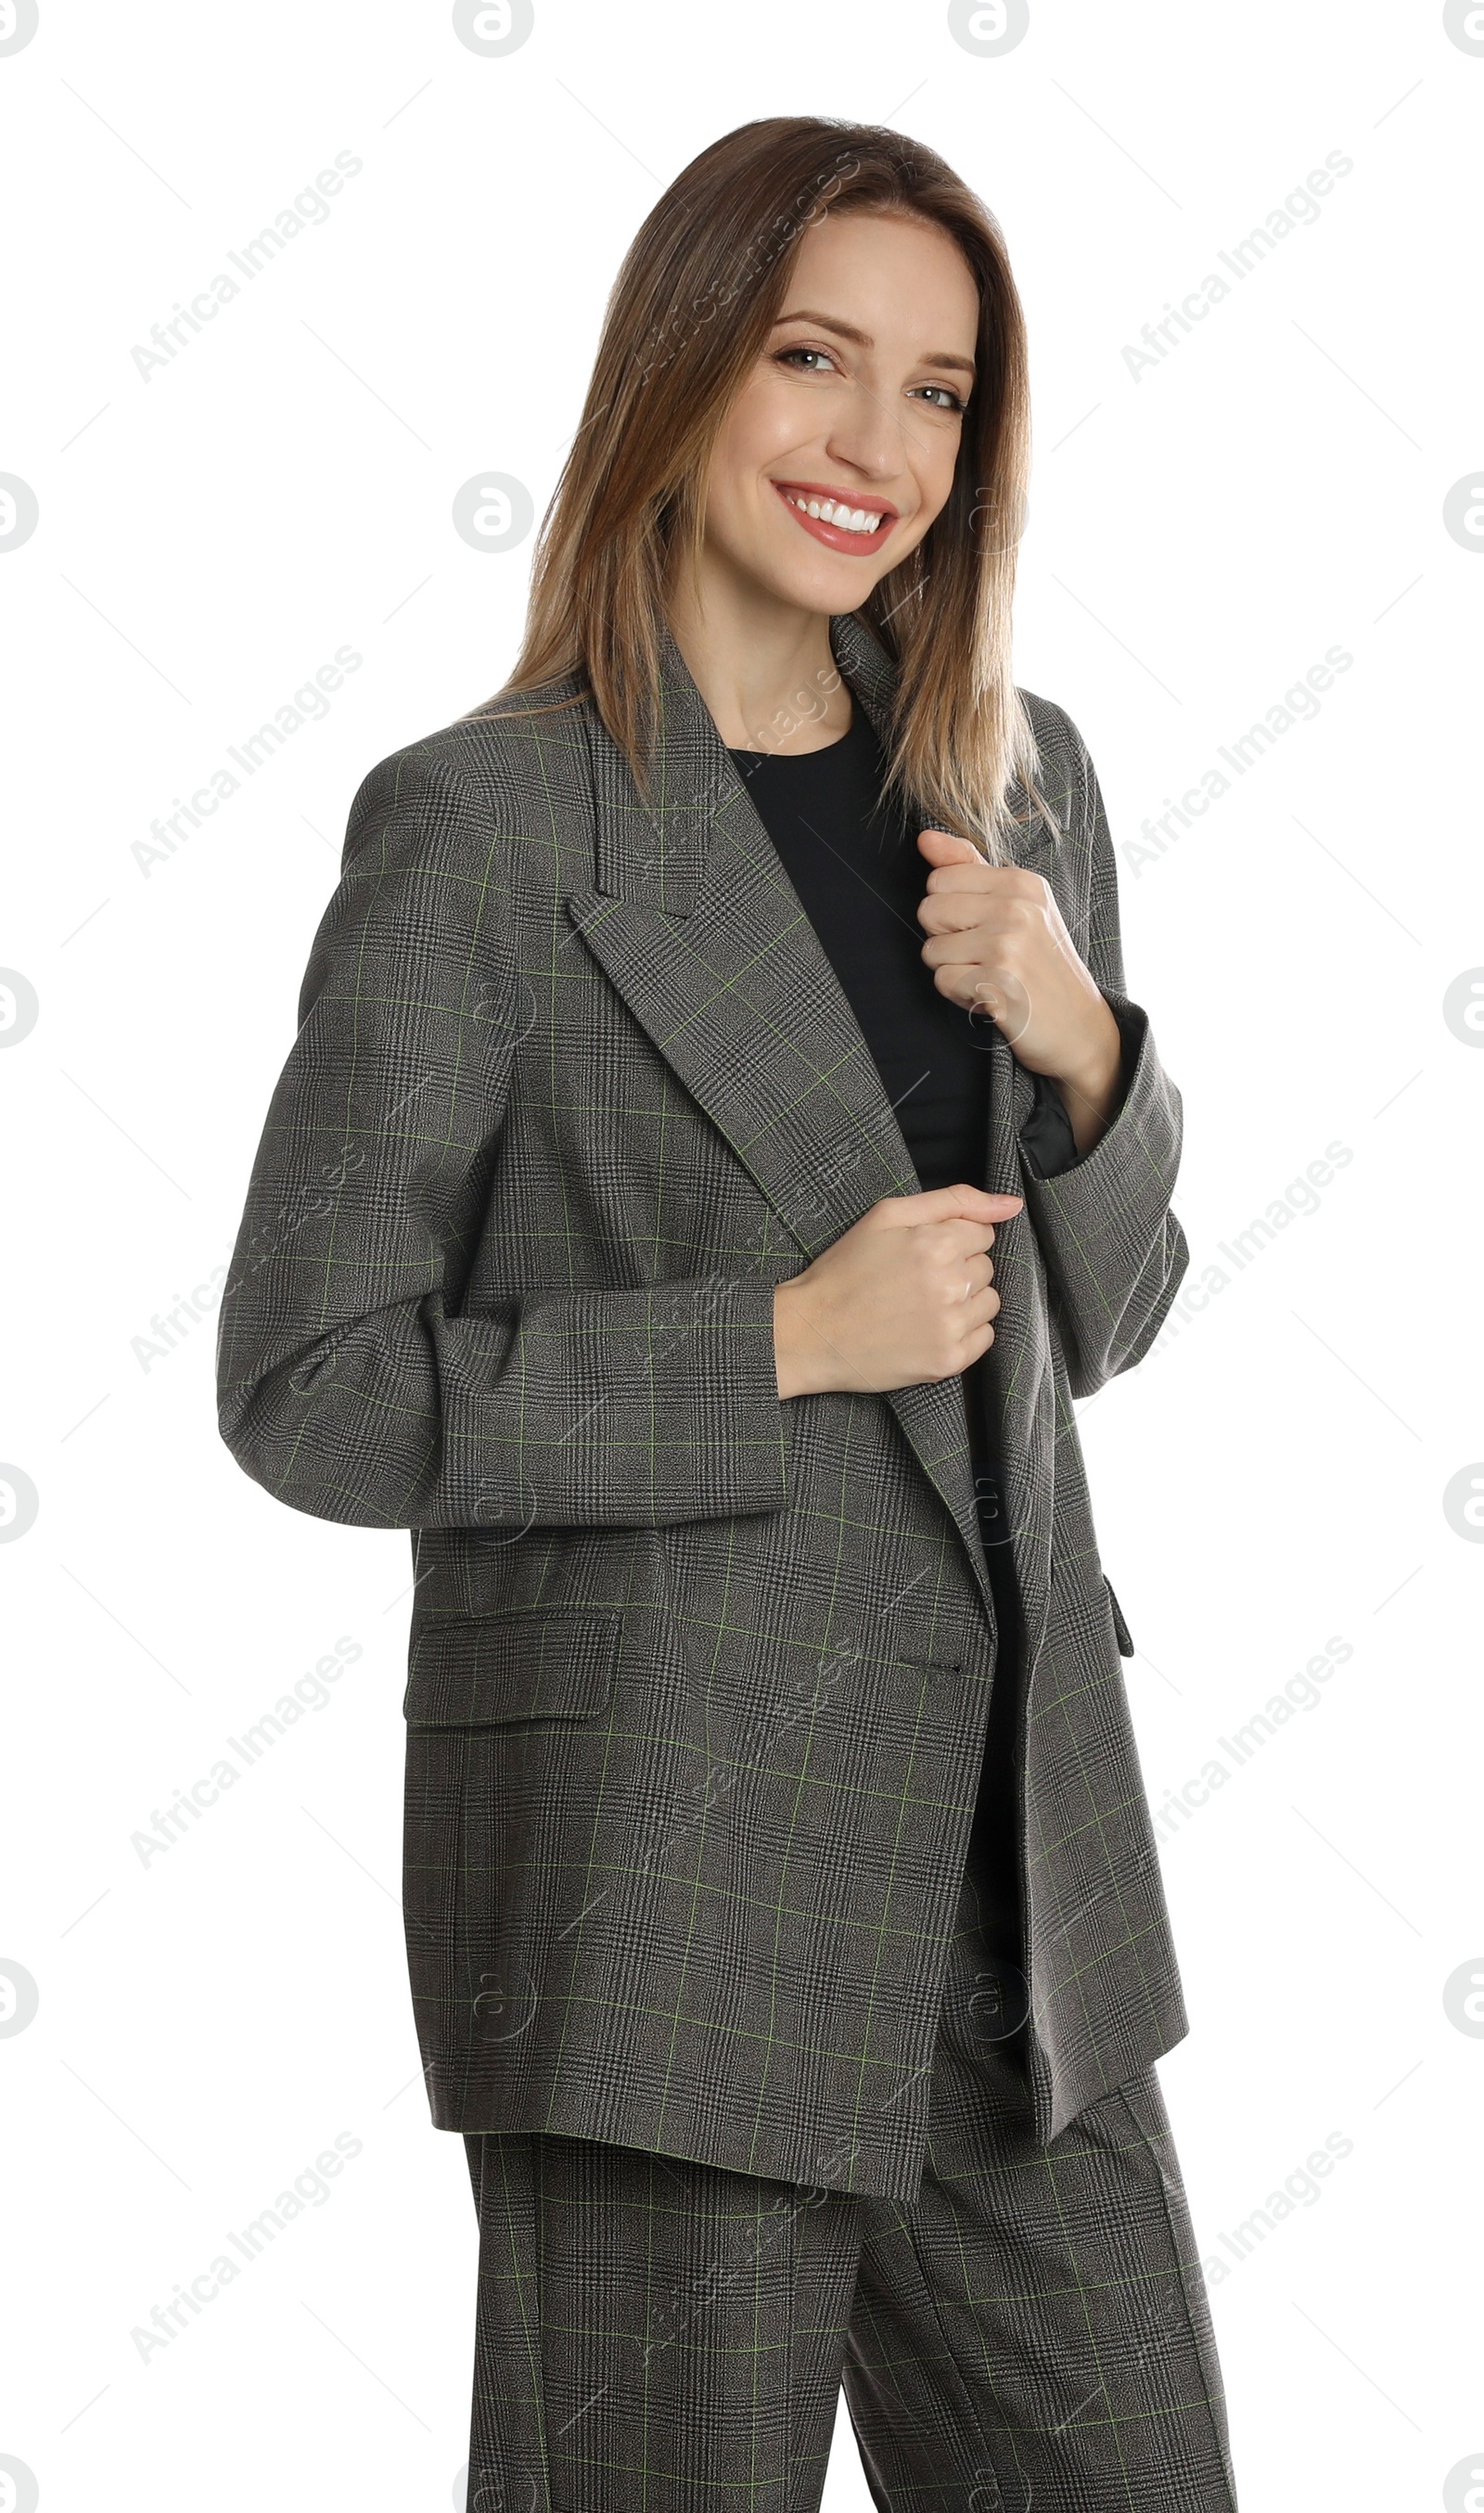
[459,1582,1237,2513]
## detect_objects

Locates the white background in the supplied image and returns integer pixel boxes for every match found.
[2,2,1479,2507]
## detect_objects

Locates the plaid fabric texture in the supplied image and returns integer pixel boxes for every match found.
[216,610,1193,2195]
[459,1842,1237,2511]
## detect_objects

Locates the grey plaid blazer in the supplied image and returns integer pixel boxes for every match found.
[216,610,1192,2202]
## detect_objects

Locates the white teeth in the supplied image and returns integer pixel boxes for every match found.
[784,491,886,533]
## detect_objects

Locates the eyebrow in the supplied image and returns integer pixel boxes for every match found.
[772,307,977,379]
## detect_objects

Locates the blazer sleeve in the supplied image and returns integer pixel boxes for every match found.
[214,745,791,1532]
[1014,710,1190,1397]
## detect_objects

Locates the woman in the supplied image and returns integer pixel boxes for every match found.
[218,118,1236,2512]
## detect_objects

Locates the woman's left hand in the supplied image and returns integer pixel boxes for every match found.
[915,826,1125,1153]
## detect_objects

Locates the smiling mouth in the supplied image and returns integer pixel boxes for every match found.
[773,480,897,554]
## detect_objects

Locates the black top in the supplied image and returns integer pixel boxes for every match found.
[728,704,1084,1584]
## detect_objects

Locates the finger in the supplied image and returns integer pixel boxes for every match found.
[923,864,1047,900]
[915,826,984,864]
[878,1185,1023,1225]
[934,1220,1004,1262]
[955,1283,1002,1334]
[916,894,1002,934]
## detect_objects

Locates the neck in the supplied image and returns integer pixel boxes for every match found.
[665,549,853,755]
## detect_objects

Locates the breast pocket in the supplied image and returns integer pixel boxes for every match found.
[403,1609,621,1726]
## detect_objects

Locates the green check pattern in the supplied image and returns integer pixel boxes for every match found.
[216,611,1193,2199]
[459,1852,1237,2509]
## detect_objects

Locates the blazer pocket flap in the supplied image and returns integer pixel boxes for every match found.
[1102,1576,1135,1658]
[403,1612,621,1727]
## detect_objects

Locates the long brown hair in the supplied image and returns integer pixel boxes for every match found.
[473,117,1057,859]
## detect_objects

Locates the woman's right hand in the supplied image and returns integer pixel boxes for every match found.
[772,1184,1025,1399]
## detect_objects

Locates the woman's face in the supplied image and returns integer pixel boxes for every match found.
[698,209,980,615]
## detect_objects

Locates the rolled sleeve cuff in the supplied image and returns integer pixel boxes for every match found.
[1017,1002,1139,1181]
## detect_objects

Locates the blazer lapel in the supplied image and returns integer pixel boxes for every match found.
[564,611,1055,1650]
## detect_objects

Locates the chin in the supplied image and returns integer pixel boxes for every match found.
[760,543,884,616]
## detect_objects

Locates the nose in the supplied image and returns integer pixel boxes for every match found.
[821,376,909,491]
